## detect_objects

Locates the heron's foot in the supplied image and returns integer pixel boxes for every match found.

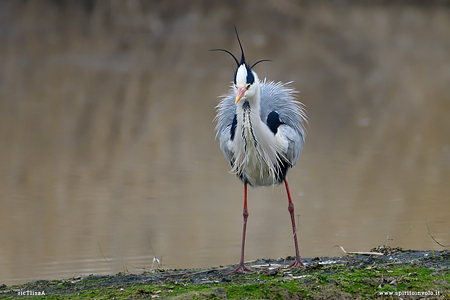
[224,263,252,275]
[288,258,304,268]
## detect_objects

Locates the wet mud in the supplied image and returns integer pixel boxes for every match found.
[1,249,449,299]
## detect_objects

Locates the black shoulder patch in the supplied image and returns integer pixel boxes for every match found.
[266,111,281,134]
[230,114,237,141]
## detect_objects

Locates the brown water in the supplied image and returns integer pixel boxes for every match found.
[1,1,449,285]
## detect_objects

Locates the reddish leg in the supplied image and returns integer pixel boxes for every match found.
[225,183,252,274]
[285,180,304,267]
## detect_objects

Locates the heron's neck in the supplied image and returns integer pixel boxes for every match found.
[236,85,264,146]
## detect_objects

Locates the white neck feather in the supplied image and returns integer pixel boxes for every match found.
[232,81,283,185]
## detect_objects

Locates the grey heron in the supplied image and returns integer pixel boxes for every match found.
[214,28,308,273]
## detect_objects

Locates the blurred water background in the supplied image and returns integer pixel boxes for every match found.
[1,0,449,285]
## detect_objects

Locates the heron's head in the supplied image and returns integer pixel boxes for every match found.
[234,63,259,105]
[211,27,270,105]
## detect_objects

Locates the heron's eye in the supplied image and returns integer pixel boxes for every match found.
[246,84,250,90]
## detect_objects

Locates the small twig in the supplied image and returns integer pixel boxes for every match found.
[426,222,450,247]
[152,257,161,270]
[161,268,223,278]
[163,272,189,278]
[148,237,162,269]
[190,268,226,276]
[335,245,383,256]
[98,241,114,269]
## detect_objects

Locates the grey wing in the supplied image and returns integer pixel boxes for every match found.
[259,80,307,144]
[215,87,237,165]
[218,124,234,165]
[260,80,307,166]
[278,124,304,166]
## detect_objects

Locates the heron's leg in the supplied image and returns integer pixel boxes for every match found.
[284,180,304,268]
[225,183,251,274]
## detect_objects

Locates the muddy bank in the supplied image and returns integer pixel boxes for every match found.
[1,249,449,299]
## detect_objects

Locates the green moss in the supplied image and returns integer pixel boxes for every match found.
[2,255,449,300]
[327,265,447,299]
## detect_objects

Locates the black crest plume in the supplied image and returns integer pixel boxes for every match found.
[234,27,246,65]
[210,27,271,69]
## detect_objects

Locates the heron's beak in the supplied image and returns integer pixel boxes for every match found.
[235,87,246,104]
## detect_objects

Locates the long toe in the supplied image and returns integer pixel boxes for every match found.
[224,263,252,275]
[288,258,304,268]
